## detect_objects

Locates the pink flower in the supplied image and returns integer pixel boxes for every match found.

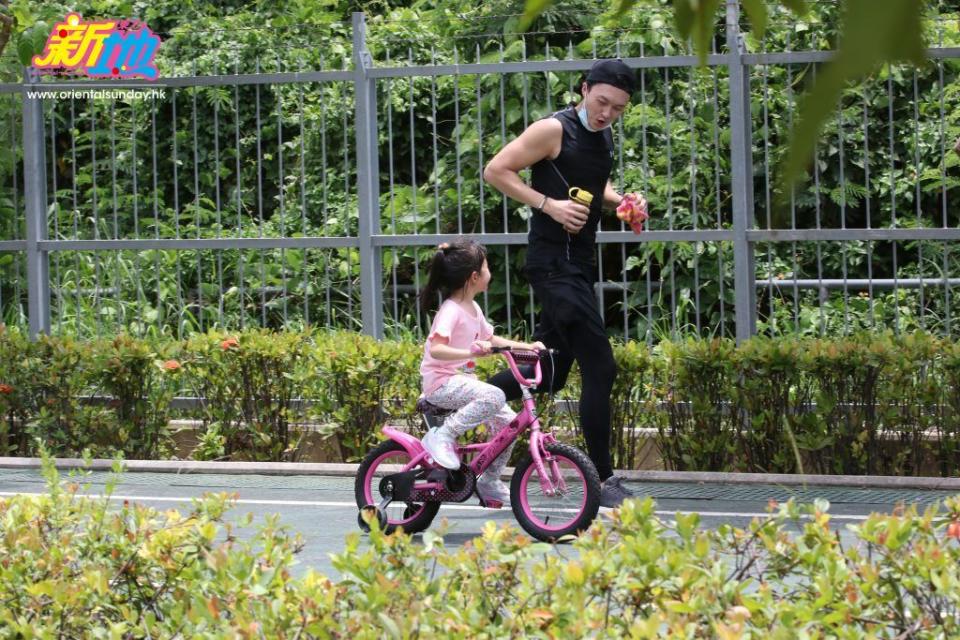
[948,521,960,540]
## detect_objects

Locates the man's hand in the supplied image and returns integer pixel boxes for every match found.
[544,198,590,234]
[625,192,648,216]
[616,192,649,234]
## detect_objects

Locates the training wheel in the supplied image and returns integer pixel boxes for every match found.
[357,504,387,532]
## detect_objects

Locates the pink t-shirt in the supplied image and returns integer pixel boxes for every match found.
[420,298,494,395]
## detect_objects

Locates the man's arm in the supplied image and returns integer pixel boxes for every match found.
[483,119,561,208]
[602,181,623,210]
[483,120,591,234]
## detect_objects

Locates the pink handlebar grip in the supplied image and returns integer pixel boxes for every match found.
[499,349,543,387]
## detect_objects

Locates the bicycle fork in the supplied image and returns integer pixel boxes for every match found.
[525,391,567,497]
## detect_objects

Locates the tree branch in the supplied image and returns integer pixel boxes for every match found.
[0,0,13,61]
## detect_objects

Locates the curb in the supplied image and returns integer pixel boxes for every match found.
[0,457,359,478]
[2,457,960,490]
[617,470,960,491]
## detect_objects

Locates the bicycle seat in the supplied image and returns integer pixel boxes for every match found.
[416,397,454,419]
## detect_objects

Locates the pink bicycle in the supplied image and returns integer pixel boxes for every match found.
[354,348,601,542]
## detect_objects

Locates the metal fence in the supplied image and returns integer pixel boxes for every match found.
[1,1,959,343]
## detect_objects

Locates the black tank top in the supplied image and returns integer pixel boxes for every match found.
[528,106,615,272]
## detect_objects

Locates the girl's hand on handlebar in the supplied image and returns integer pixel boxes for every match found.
[529,341,547,352]
[469,340,493,356]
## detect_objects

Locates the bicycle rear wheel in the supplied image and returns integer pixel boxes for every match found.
[355,440,439,535]
[510,442,601,541]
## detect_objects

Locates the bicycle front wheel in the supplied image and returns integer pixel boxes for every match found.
[510,442,601,541]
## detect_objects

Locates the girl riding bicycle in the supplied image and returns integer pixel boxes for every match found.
[419,240,544,505]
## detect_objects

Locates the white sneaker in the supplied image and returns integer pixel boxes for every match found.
[476,472,510,504]
[422,427,460,469]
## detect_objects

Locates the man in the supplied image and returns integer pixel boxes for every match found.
[483,58,647,508]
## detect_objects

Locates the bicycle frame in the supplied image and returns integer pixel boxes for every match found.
[380,349,567,498]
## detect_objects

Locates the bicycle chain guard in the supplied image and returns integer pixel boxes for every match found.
[378,469,419,502]
[409,467,477,503]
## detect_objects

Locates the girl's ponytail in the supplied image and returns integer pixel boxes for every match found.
[418,241,486,314]
[419,245,449,314]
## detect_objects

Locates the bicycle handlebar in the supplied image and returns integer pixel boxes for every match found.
[489,346,557,355]
[490,347,556,388]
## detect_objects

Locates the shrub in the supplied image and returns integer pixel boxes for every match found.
[12,329,960,476]
[658,337,739,471]
[0,457,306,638]
[733,336,816,473]
[91,335,179,459]
[805,334,895,475]
[18,335,118,457]
[609,340,663,470]
[878,332,943,476]
[311,331,422,462]
[940,340,960,477]
[181,329,315,461]
[0,325,30,455]
[4,459,960,637]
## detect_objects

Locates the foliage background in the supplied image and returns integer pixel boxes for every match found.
[0,0,959,342]
[5,326,960,478]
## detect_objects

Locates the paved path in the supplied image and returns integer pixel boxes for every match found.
[2,469,957,576]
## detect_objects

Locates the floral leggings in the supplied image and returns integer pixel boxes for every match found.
[424,374,517,477]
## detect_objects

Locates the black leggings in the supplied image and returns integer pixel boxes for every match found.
[487,270,617,481]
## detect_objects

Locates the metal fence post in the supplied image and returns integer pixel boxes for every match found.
[353,12,384,339]
[22,67,51,339]
[726,1,756,342]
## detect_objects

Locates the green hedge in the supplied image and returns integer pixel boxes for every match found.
[3,460,960,637]
[3,326,960,475]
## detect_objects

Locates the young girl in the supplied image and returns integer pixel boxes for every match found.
[419,240,544,505]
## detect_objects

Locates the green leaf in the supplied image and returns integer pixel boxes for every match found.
[518,0,553,32]
[672,0,695,44]
[779,0,926,199]
[614,0,641,18]
[17,36,35,67]
[671,0,723,65]
[781,0,809,13]
[12,3,35,27]
[31,22,51,54]
[377,613,402,640]
[740,0,769,39]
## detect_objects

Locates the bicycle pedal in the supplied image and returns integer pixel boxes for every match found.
[479,498,504,509]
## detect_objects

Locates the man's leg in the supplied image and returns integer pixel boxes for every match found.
[565,312,617,482]
[512,275,616,481]
[550,276,639,506]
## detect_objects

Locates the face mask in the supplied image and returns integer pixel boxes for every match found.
[577,103,609,132]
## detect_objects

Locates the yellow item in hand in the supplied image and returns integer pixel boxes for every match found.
[568,187,593,207]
